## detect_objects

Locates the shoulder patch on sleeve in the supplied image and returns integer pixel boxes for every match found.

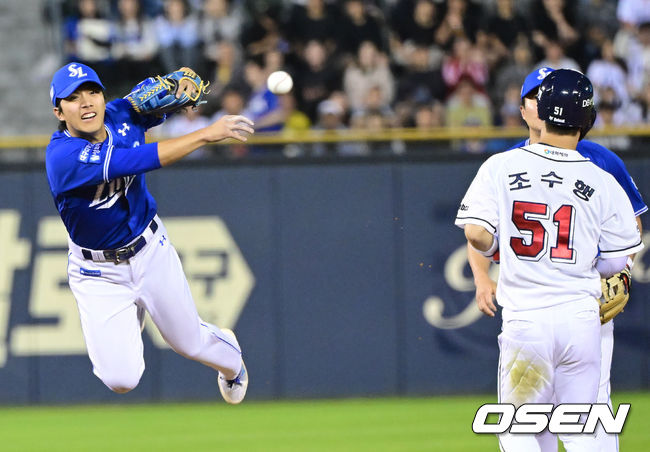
[78,143,102,164]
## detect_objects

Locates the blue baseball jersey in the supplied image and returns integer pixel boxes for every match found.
[46,98,164,250]
[513,139,647,216]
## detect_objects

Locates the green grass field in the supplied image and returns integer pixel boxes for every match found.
[0,393,647,451]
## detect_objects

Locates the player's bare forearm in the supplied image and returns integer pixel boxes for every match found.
[467,244,498,317]
[468,244,491,276]
[157,131,207,167]
[157,115,254,166]
[464,224,494,252]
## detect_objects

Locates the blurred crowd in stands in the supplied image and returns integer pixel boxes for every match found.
[45,0,650,155]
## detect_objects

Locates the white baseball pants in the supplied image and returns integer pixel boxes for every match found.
[594,319,618,451]
[518,318,618,452]
[497,298,601,452]
[67,216,242,393]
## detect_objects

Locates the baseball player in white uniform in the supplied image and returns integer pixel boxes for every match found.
[456,70,643,451]
[468,67,646,451]
[46,62,254,403]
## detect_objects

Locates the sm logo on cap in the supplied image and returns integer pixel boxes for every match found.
[537,67,551,80]
[67,64,87,79]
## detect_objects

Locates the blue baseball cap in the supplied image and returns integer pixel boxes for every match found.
[50,62,105,106]
[521,67,555,99]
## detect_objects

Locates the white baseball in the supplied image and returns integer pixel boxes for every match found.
[267,71,293,95]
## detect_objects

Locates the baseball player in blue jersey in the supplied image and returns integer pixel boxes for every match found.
[468,67,646,451]
[46,62,254,404]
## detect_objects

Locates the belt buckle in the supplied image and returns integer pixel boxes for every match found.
[111,247,132,264]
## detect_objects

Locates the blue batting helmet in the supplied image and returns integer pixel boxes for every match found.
[536,69,596,139]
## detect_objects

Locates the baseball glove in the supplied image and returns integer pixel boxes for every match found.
[125,67,209,116]
[600,267,631,324]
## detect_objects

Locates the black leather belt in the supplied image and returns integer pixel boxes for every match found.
[81,220,158,264]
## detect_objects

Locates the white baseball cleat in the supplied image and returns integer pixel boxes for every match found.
[218,328,248,404]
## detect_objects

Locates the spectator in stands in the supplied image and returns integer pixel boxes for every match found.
[500,102,524,128]
[350,85,395,128]
[199,0,244,71]
[614,3,649,68]
[485,0,529,50]
[242,0,284,17]
[281,93,311,132]
[313,99,345,129]
[414,100,445,129]
[578,0,619,67]
[477,0,529,69]
[496,82,523,126]
[531,0,579,45]
[617,21,650,99]
[445,74,492,153]
[63,0,114,85]
[242,58,285,133]
[264,48,286,75]
[434,0,483,50]
[389,0,444,75]
[240,4,286,58]
[360,109,396,155]
[484,101,524,152]
[617,0,650,32]
[286,0,338,55]
[592,99,632,151]
[336,0,385,61]
[595,98,621,127]
[391,0,440,48]
[111,0,159,91]
[37,0,647,160]
[294,40,342,122]
[211,87,249,157]
[312,99,369,156]
[490,38,534,111]
[445,75,492,129]
[202,40,246,116]
[396,44,445,106]
[530,0,589,64]
[441,35,489,95]
[212,87,246,120]
[534,39,581,72]
[587,39,630,106]
[343,41,395,115]
[392,100,415,128]
[154,0,201,73]
[593,86,642,126]
[361,111,388,132]
[328,90,352,125]
[638,81,650,122]
[135,0,163,17]
[280,93,312,158]
[200,0,243,47]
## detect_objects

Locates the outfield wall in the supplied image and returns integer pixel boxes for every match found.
[0,156,649,404]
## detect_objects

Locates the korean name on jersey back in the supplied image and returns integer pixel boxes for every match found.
[455,143,643,310]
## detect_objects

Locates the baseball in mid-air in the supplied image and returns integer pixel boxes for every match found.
[267,71,293,94]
